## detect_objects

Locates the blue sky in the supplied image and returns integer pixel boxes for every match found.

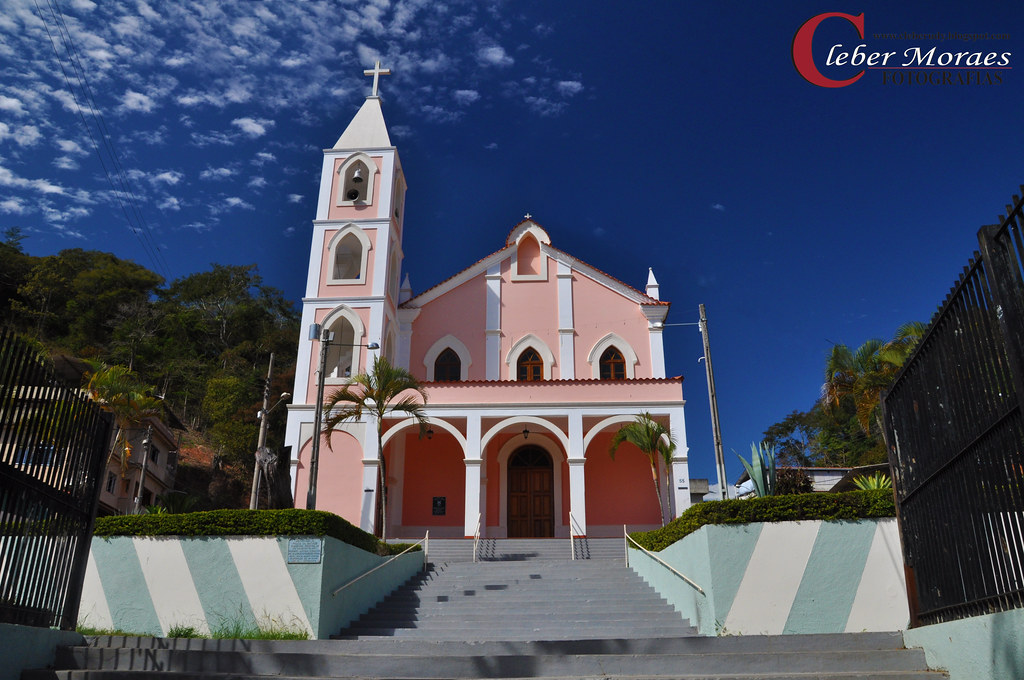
[2,0,1022,488]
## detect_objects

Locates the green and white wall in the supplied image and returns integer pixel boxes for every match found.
[79,535,422,639]
[630,518,907,636]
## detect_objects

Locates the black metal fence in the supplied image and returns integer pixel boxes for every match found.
[0,328,111,629]
[883,187,1024,627]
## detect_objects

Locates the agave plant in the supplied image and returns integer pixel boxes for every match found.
[737,442,777,497]
[852,471,892,490]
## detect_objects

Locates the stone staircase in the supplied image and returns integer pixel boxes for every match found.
[425,537,624,563]
[25,538,946,678]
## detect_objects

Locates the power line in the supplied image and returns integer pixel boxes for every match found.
[33,0,171,278]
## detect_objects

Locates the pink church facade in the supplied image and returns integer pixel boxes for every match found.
[285,78,691,539]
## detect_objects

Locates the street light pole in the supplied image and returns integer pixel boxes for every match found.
[306,328,333,511]
[305,323,378,511]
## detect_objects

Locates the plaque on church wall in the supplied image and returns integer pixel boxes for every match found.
[432,497,446,516]
[287,538,322,564]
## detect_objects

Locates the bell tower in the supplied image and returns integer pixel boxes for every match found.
[285,63,408,521]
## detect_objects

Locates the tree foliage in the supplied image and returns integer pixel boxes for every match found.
[609,413,676,526]
[2,244,300,510]
[323,356,428,537]
[762,322,925,470]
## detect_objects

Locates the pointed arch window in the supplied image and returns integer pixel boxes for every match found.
[327,226,372,285]
[434,348,461,382]
[336,153,378,206]
[599,347,626,380]
[517,348,544,382]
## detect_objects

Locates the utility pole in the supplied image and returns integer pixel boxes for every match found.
[133,424,153,514]
[699,304,728,500]
[250,353,275,510]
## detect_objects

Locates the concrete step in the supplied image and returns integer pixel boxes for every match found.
[426,538,625,563]
[42,645,935,678]
[77,631,913,654]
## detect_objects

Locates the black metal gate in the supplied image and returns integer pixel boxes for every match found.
[0,328,111,629]
[883,187,1024,627]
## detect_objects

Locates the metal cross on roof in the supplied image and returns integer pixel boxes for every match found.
[364,61,391,97]
[524,213,532,219]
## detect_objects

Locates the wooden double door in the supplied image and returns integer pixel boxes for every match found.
[507,446,554,538]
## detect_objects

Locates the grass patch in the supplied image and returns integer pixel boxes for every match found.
[166,625,202,638]
[76,625,144,637]
[211,620,310,640]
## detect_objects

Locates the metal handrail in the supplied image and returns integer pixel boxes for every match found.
[472,513,482,562]
[623,525,705,595]
[332,531,429,598]
[568,512,583,560]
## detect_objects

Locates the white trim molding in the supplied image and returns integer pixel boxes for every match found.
[505,333,556,381]
[423,334,472,381]
[326,225,372,285]
[586,332,639,379]
[336,152,378,206]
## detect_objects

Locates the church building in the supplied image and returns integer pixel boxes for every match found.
[284,65,691,538]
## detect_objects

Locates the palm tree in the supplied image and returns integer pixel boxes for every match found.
[609,413,675,526]
[821,322,926,436]
[323,355,428,539]
[83,361,162,478]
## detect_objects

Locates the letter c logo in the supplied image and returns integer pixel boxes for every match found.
[792,12,865,88]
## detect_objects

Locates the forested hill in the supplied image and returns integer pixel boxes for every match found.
[0,228,300,508]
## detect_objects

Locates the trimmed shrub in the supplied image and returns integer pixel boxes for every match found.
[630,489,895,552]
[92,509,420,555]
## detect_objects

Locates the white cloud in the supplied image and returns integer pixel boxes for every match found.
[158,196,182,211]
[200,166,235,180]
[56,139,88,155]
[165,55,190,67]
[0,197,27,214]
[253,152,276,165]
[557,80,584,97]
[232,117,274,137]
[287,193,303,203]
[453,89,480,105]
[120,89,156,113]
[484,142,498,150]
[223,196,254,210]
[524,96,564,117]
[478,45,513,67]
[0,163,66,195]
[248,176,267,188]
[0,95,26,116]
[153,170,183,185]
[711,203,726,212]
[53,157,79,170]
[13,125,42,147]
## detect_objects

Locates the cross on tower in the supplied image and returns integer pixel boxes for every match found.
[364,60,391,97]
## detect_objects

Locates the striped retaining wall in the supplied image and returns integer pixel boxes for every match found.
[78,535,423,639]
[630,518,907,636]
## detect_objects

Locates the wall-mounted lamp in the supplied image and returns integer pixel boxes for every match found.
[426,428,434,440]
[522,427,530,440]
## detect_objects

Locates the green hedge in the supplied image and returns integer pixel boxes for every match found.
[93,509,420,555]
[630,490,895,552]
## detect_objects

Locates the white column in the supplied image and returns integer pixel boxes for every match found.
[485,264,502,380]
[557,262,575,379]
[669,407,691,516]
[567,411,586,535]
[464,460,482,538]
[649,325,666,379]
[464,414,482,537]
[359,460,379,533]
[360,414,381,532]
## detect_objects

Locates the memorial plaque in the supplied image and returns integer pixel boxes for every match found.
[432,496,446,516]
[287,538,322,564]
